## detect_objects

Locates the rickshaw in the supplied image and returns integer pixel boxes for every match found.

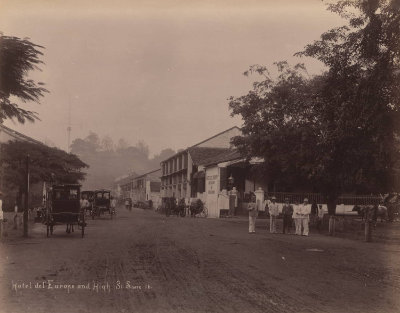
[45,184,86,237]
[91,189,114,219]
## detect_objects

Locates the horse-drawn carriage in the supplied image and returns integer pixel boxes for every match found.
[161,197,186,217]
[352,193,400,224]
[44,184,86,237]
[159,197,208,218]
[91,189,115,219]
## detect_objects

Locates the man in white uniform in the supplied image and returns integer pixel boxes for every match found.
[299,198,311,236]
[292,200,302,235]
[268,196,279,233]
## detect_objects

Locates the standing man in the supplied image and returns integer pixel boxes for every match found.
[299,198,311,236]
[110,196,117,214]
[292,200,302,235]
[310,200,318,227]
[282,198,293,234]
[316,204,325,233]
[268,196,279,234]
[80,195,89,215]
[247,193,258,233]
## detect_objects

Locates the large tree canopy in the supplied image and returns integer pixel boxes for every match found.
[0,35,48,123]
[0,140,88,190]
[229,0,400,199]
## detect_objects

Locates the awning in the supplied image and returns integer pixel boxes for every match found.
[192,171,205,179]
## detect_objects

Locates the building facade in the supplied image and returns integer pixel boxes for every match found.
[160,127,241,201]
[116,169,161,208]
[0,124,47,211]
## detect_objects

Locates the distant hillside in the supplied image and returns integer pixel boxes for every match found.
[70,132,175,190]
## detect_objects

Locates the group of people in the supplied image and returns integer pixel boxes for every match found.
[248,194,324,236]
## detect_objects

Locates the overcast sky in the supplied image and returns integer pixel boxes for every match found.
[1,0,343,156]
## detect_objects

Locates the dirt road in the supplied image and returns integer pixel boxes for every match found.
[1,208,399,313]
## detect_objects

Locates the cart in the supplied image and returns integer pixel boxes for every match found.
[91,189,114,219]
[45,184,86,238]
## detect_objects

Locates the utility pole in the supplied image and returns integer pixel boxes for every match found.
[23,154,30,237]
[67,99,72,153]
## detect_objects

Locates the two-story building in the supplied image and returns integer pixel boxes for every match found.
[116,169,161,208]
[160,127,242,202]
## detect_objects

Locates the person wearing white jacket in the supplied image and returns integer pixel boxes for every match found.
[292,200,302,235]
[268,196,279,233]
[299,198,311,236]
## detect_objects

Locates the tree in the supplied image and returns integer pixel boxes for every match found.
[136,140,150,158]
[229,62,322,192]
[116,138,128,151]
[101,135,114,152]
[296,0,400,199]
[1,140,87,188]
[229,0,400,209]
[0,35,48,123]
[0,140,88,210]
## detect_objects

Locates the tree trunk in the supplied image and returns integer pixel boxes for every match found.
[328,216,336,236]
[23,155,29,237]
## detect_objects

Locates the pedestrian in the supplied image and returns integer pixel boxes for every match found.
[13,201,19,230]
[247,193,258,233]
[292,200,302,235]
[311,200,318,226]
[299,198,311,236]
[282,198,293,234]
[80,195,89,216]
[111,196,117,214]
[316,204,324,232]
[268,196,279,233]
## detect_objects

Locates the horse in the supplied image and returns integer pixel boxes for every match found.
[176,198,187,217]
[352,204,388,226]
[383,193,400,222]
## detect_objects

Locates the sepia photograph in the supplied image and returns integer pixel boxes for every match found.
[0,0,399,312]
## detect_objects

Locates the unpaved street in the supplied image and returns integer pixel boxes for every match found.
[1,208,399,313]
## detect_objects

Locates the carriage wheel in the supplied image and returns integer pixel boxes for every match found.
[180,209,186,217]
[166,208,170,217]
[200,207,208,218]
[50,225,53,234]
[47,225,50,237]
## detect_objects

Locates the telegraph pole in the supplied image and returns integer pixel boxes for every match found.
[67,99,72,153]
[23,154,30,237]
